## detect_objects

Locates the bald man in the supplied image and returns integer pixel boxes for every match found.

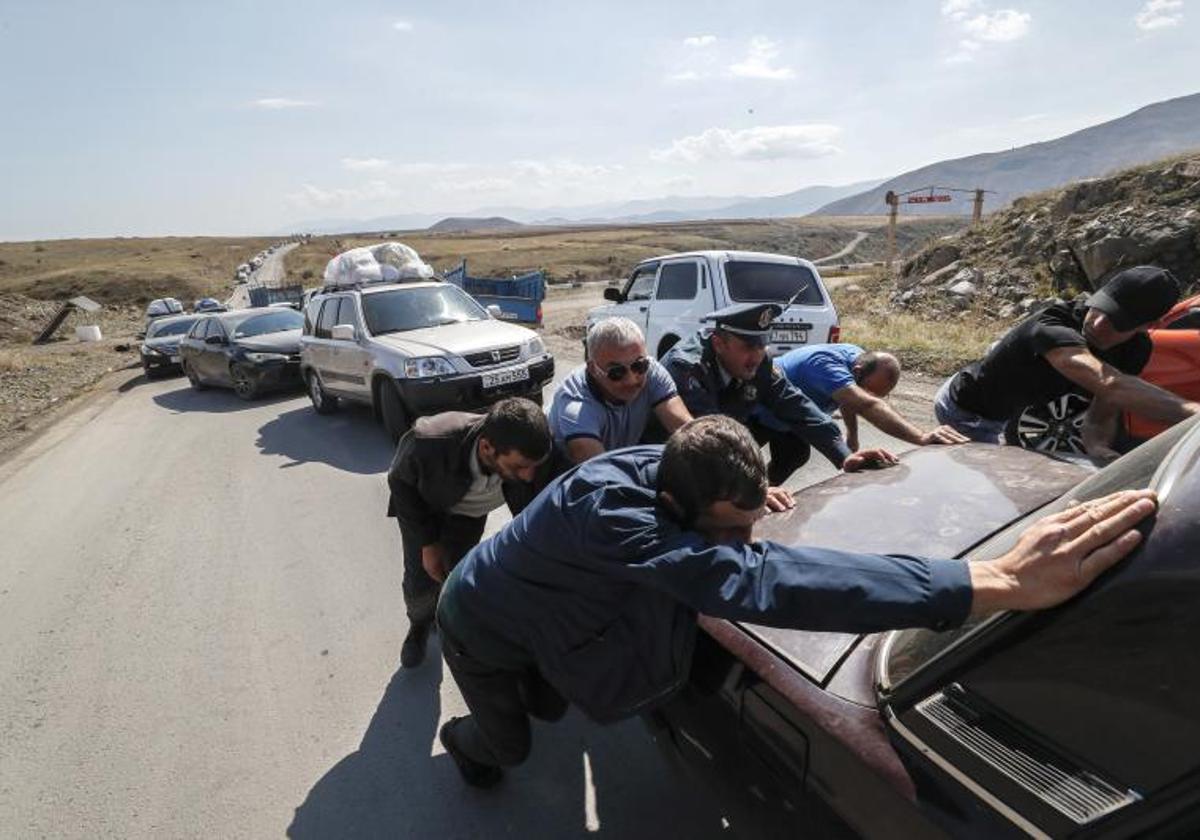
[771,343,967,450]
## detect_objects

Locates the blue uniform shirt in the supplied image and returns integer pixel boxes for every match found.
[548,362,676,452]
[776,343,864,414]
[439,446,974,723]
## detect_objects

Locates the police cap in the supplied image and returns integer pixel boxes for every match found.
[703,302,783,345]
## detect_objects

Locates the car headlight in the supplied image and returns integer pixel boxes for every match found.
[244,351,289,363]
[140,345,160,356]
[524,336,545,356]
[403,356,456,378]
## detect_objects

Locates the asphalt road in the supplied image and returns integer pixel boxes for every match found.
[0,287,940,839]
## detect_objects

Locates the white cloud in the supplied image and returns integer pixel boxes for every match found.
[251,97,318,110]
[683,35,717,47]
[940,2,1030,62]
[667,70,701,82]
[436,177,517,193]
[1135,0,1184,30]
[287,180,399,208]
[651,124,840,164]
[728,37,795,80]
[341,157,392,171]
[941,0,982,21]
[393,20,413,32]
[961,9,1031,41]
[945,38,982,63]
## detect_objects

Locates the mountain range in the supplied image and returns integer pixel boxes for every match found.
[814,92,1200,216]
[286,91,1200,234]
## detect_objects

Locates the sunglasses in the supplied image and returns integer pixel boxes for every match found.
[594,356,651,382]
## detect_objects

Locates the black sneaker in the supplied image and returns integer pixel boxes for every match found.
[440,718,503,788]
[399,622,431,669]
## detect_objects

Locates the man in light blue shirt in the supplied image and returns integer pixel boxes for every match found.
[774,344,968,450]
[549,317,692,464]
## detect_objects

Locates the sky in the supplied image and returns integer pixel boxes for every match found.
[0,0,1197,240]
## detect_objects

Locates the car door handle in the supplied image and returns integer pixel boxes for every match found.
[638,305,648,312]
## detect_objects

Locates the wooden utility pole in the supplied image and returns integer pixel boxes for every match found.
[972,189,985,226]
[885,191,899,267]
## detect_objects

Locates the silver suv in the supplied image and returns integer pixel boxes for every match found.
[300,280,554,439]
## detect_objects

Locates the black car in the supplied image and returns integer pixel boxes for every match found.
[139,314,201,377]
[179,308,304,400]
[651,420,1200,839]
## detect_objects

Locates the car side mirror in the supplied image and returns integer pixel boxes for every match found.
[603,287,623,302]
[136,331,146,340]
[205,334,226,346]
[331,323,356,341]
[486,304,503,319]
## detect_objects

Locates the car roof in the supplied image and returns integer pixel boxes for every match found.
[635,250,810,266]
[147,313,200,327]
[207,308,302,326]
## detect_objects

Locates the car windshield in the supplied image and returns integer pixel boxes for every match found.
[147,318,198,338]
[724,261,824,305]
[883,417,1198,690]
[362,285,487,334]
[232,310,303,339]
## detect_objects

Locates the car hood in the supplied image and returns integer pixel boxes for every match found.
[372,320,534,357]
[235,330,302,353]
[738,444,1089,687]
[144,335,183,350]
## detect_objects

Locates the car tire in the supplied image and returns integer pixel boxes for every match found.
[378,380,410,442]
[230,363,259,401]
[142,363,157,380]
[307,371,339,415]
[657,335,680,359]
[1004,392,1092,454]
[183,361,207,390]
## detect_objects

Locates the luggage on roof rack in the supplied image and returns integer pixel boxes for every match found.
[322,242,436,288]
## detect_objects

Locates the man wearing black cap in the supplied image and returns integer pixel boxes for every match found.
[935,265,1199,457]
[659,302,896,483]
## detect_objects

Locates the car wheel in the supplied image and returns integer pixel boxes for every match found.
[378,381,410,442]
[307,371,339,415]
[1004,392,1092,454]
[183,361,207,390]
[142,363,156,380]
[231,363,259,401]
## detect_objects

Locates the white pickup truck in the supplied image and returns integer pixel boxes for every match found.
[587,250,840,358]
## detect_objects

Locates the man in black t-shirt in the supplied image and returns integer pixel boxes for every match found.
[935,265,1199,458]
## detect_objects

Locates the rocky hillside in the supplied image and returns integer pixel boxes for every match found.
[891,153,1200,320]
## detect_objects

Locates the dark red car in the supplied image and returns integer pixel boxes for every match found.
[1008,293,1200,453]
[650,419,1200,838]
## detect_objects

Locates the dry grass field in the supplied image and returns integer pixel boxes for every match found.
[0,236,276,305]
[282,216,967,286]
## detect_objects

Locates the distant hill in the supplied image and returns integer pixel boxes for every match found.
[814,92,1200,216]
[426,216,524,234]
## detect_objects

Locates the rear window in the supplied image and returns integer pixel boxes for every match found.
[232,310,303,339]
[148,318,198,338]
[725,261,824,305]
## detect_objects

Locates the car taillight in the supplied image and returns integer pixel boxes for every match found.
[828,325,841,343]
[536,304,543,325]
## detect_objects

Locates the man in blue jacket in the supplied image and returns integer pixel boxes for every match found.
[434,415,1155,787]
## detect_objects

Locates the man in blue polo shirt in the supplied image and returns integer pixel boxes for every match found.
[549,317,693,464]
[774,343,967,450]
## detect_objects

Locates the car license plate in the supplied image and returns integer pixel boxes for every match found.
[170,355,181,363]
[771,329,808,344]
[481,366,530,389]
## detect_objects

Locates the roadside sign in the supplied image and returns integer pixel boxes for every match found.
[907,194,952,203]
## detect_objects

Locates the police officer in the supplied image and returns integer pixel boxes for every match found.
[433,415,1155,787]
[659,302,896,483]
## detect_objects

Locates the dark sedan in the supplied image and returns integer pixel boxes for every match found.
[651,419,1200,838]
[179,308,304,400]
[139,314,200,377]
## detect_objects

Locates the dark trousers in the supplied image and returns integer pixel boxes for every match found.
[748,418,811,485]
[399,514,486,629]
[438,620,567,768]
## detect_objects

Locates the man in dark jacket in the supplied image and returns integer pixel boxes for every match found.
[659,303,896,484]
[435,415,1155,788]
[386,398,552,668]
